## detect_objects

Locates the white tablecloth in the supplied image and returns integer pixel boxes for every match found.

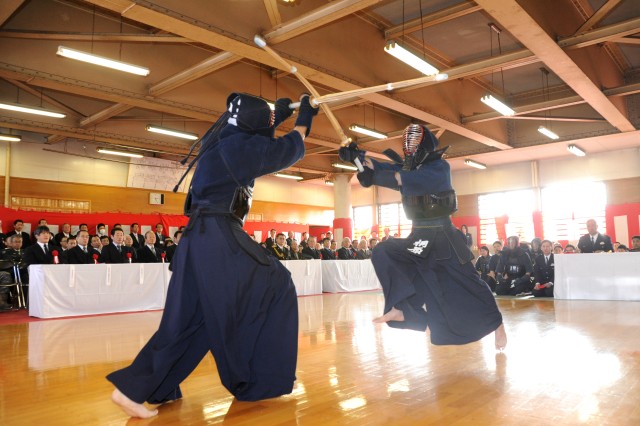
[281,259,322,296]
[29,263,171,318]
[321,260,382,293]
[554,253,640,301]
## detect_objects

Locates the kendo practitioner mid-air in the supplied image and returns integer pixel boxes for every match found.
[339,124,507,349]
[107,92,318,418]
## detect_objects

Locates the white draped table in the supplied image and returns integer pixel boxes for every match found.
[281,259,322,296]
[554,253,640,301]
[321,260,382,293]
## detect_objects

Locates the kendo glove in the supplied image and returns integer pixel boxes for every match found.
[357,166,375,187]
[273,97,293,128]
[339,142,366,165]
[294,94,319,137]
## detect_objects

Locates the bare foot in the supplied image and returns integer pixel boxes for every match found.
[373,307,405,323]
[494,323,507,351]
[111,388,158,418]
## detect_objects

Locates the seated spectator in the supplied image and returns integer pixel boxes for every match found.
[319,237,336,260]
[369,238,378,251]
[270,233,290,260]
[59,236,68,251]
[487,240,503,284]
[67,236,77,250]
[330,240,338,257]
[301,236,320,260]
[136,231,164,263]
[337,237,357,260]
[22,226,54,266]
[577,219,613,253]
[532,240,554,297]
[90,235,103,253]
[165,238,174,248]
[165,230,182,262]
[65,230,101,264]
[616,245,629,252]
[100,235,110,248]
[475,245,496,292]
[564,244,576,254]
[289,240,302,260]
[0,235,26,306]
[613,242,621,251]
[553,244,564,255]
[355,239,371,259]
[100,228,135,263]
[530,238,543,261]
[96,223,107,237]
[124,234,135,248]
[495,236,533,296]
[630,236,640,252]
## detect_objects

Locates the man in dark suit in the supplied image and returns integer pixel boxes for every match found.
[532,240,555,297]
[129,223,145,250]
[22,226,55,266]
[65,230,101,264]
[270,233,290,260]
[100,228,135,263]
[337,237,357,260]
[319,237,336,260]
[631,235,640,252]
[54,223,73,245]
[6,219,32,249]
[154,223,166,248]
[164,230,182,262]
[577,219,613,253]
[301,236,320,259]
[136,231,164,263]
[264,229,277,249]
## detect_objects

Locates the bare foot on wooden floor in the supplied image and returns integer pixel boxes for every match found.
[495,323,507,351]
[111,388,158,418]
[373,307,405,323]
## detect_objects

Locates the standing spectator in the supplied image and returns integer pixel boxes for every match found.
[100,228,134,263]
[301,236,320,259]
[55,223,73,245]
[475,245,496,292]
[79,223,89,232]
[299,232,309,249]
[137,231,163,263]
[532,240,554,297]
[381,227,392,242]
[264,229,277,249]
[130,223,145,249]
[154,223,166,248]
[337,237,357,260]
[630,236,640,252]
[319,237,336,260]
[6,219,32,248]
[97,223,108,237]
[22,226,54,266]
[270,233,290,260]
[460,224,472,248]
[285,231,294,247]
[577,219,613,253]
[165,230,182,262]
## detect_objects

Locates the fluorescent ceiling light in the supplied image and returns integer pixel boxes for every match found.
[274,172,303,180]
[384,41,439,76]
[146,125,199,141]
[332,162,359,171]
[538,126,559,140]
[0,102,66,118]
[567,144,586,157]
[464,159,487,170]
[97,148,143,158]
[480,95,515,117]
[349,124,387,139]
[57,46,150,76]
[325,179,334,186]
[0,133,21,142]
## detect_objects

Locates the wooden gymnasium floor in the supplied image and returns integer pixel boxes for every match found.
[1,291,639,425]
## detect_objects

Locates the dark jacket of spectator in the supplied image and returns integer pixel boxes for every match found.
[577,233,613,253]
[65,245,101,264]
[100,243,135,264]
[137,245,164,263]
[301,246,320,260]
[337,247,357,260]
[22,243,54,266]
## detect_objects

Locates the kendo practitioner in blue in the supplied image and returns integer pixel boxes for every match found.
[107,93,318,418]
[339,124,506,349]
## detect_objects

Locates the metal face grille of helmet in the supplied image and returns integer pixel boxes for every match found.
[403,124,424,156]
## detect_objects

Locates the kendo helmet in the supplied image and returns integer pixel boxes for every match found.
[401,124,439,170]
[226,93,275,136]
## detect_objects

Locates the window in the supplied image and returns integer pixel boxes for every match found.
[541,182,606,242]
[378,203,412,238]
[478,190,535,245]
[353,205,373,238]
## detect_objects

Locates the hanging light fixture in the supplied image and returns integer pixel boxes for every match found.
[0,133,21,142]
[348,124,387,139]
[0,102,66,118]
[480,23,514,117]
[325,179,334,186]
[332,162,359,171]
[146,125,199,141]
[274,172,303,180]
[567,144,586,157]
[538,126,559,140]
[537,68,560,140]
[384,41,439,76]
[464,159,487,169]
[57,46,150,76]
[97,148,143,158]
